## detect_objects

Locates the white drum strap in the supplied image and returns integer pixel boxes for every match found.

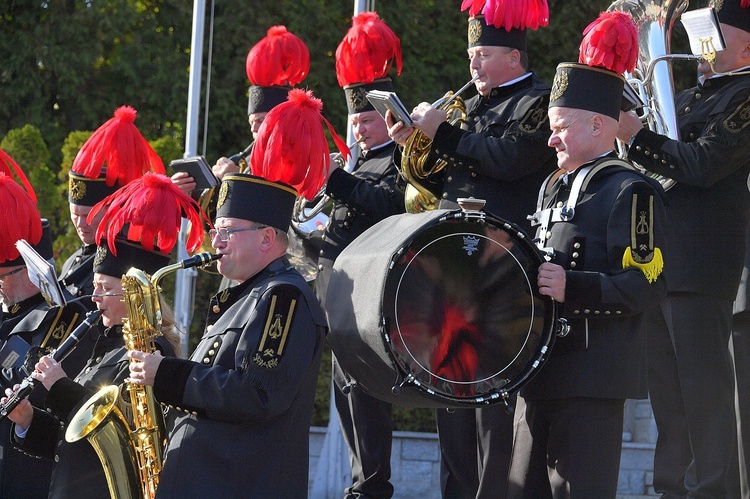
[528,159,634,254]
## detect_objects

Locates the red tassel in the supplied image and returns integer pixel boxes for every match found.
[246,26,310,87]
[71,106,166,187]
[579,11,639,75]
[0,148,36,205]
[90,173,209,256]
[0,174,42,262]
[482,0,549,31]
[461,0,486,17]
[335,11,402,87]
[743,0,750,8]
[249,89,350,200]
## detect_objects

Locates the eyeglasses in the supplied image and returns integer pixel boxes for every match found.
[208,226,268,242]
[0,266,26,280]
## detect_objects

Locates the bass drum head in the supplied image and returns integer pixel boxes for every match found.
[327,210,555,408]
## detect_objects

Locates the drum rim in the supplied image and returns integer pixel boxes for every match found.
[380,210,557,406]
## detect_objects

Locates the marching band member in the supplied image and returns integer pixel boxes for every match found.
[389,1,557,496]
[172,26,310,194]
[128,89,347,498]
[510,12,667,497]
[318,11,406,498]
[617,0,750,495]
[2,173,198,498]
[0,150,96,498]
[61,105,165,300]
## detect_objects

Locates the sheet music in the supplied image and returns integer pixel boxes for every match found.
[680,7,726,56]
[15,239,66,307]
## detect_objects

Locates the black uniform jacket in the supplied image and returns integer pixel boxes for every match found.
[628,72,750,300]
[523,156,668,401]
[317,141,405,305]
[13,326,175,499]
[59,244,96,299]
[0,293,98,499]
[430,73,557,230]
[152,258,327,498]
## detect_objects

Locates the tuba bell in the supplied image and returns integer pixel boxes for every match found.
[401,75,479,212]
[608,0,694,191]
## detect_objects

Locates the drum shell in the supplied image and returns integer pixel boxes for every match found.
[327,210,555,409]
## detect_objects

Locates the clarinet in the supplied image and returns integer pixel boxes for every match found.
[0,309,103,420]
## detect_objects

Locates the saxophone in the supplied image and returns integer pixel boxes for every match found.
[65,253,221,499]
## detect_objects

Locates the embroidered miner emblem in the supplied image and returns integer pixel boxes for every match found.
[468,18,482,46]
[94,245,108,268]
[723,95,750,134]
[217,181,229,210]
[622,188,663,283]
[347,86,369,113]
[518,102,548,134]
[69,178,86,201]
[253,286,300,369]
[550,70,569,102]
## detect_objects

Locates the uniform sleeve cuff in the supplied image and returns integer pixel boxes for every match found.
[432,122,466,157]
[560,271,601,315]
[153,357,195,406]
[45,377,94,420]
[325,168,359,202]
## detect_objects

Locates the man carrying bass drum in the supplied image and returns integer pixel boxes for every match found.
[508,11,668,497]
[388,0,556,496]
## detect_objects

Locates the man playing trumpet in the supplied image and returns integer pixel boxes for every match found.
[388,0,557,497]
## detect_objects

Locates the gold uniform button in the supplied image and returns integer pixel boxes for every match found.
[652,154,659,159]
[573,242,581,249]
[572,252,579,258]
[546,231,552,239]
[213,341,220,348]
[203,358,210,364]
[570,262,577,268]
[695,93,702,100]
[684,107,691,113]
[556,201,564,208]
[54,455,60,463]
[470,172,477,178]
[442,192,448,199]
[584,309,591,314]
[447,176,453,182]
[208,349,215,355]
[212,305,220,313]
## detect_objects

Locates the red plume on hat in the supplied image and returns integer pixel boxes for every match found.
[250,89,350,200]
[90,172,209,256]
[744,0,750,8]
[0,148,36,204]
[71,106,166,188]
[462,0,549,31]
[579,11,639,75]
[246,26,310,87]
[0,173,41,263]
[335,11,402,87]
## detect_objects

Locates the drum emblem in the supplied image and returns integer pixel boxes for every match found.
[462,235,480,255]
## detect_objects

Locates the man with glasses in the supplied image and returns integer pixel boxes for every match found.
[127,90,339,497]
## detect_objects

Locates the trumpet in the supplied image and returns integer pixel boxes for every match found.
[401,75,479,213]
[0,309,103,421]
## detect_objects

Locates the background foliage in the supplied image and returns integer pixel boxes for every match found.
[0,0,711,429]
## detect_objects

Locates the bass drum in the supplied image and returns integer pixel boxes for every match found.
[326,209,556,409]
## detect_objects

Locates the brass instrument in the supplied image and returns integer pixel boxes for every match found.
[608,0,695,191]
[401,75,479,213]
[66,253,221,499]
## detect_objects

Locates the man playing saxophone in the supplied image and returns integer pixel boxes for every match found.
[387,1,557,497]
[617,0,750,496]
[128,90,344,498]
[1,173,199,498]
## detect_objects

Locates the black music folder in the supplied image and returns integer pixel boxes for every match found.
[170,156,219,190]
[366,90,414,127]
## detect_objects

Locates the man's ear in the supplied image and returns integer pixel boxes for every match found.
[590,114,604,136]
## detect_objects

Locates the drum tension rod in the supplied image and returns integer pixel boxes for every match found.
[391,373,416,395]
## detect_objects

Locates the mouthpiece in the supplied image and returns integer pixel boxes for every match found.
[181,252,222,270]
